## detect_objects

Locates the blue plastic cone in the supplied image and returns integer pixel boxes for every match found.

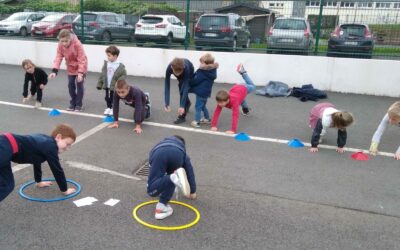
[288,138,304,148]
[103,116,114,122]
[234,132,251,141]
[48,108,61,117]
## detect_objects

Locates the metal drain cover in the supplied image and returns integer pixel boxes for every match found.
[134,160,150,177]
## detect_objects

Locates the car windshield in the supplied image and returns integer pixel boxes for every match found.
[341,25,366,37]
[198,16,228,28]
[41,14,63,22]
[141,17,163,24]
[75,14,97,22]
[274,19,306,30]
[6,13,30,21]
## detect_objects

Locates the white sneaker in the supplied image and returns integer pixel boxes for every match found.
[155,203,173,220]
[34,102,42,108]
[199,118,211,124]
[171,168,190,197]
[191,121,200,128]
[108,108,113,116]
[104,108,110,115]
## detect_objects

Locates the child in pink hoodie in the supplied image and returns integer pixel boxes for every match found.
[49,29,88,112]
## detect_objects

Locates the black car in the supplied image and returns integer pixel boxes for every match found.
[327,24,374,58]
[72,12,135,42]
[194,13,251,52]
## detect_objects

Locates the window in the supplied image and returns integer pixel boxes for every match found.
[357,2,372,8]
[103,15,117,23]
[306,1,320,7]
[376,2,391,8]
[269,2,284,8]
[63,15,74,23]
[340,2,355,8]
[394,3,400,8]
[324,1,337,7]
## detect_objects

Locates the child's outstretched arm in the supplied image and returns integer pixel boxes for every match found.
[183,155,196,199]
[108,92,120,129]
[164,66,173,111]
[22,73,30,99]
[49,44,64,78]
[211,105,222,131]
[46,152,75,195]
[336,129,347,153]
[370,114,390,155]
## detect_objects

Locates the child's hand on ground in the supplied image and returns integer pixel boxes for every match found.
[62,188,76,196]
[225,130,235,134]
[133,125,143,134]
[36,181,53,188]
[395,154,400,160]
[336,147,345,153]
[309,147,319,153]
[211,127,218,131]
[39,84,45,90]
[177,107,185,115]
[164,106,171,112]
[188,193,197,200]
[48,73,56,79]
[369,142,378,156]
[108,122,119,129]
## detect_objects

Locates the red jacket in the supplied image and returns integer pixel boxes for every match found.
[53,35,88,75]
[211,84,247,132]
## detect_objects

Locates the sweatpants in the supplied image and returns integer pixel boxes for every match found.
[23,82,43,102]
[68,75,85,108]
[105,89,114,109]
[0,136,15,202]
[147,174,175,205]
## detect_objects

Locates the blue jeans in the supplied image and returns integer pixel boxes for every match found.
[147,174,175,205]
[240,72,256,109]
[0,136,14,202]
[68,75,85,108]
[194,96,210,122]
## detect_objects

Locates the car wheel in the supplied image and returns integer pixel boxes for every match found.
[20,27,28,37]
[128,32,135,42]
[101,31,111,43]
[243,37,250,48]
[232,38,237,52]
[165,33,173,47]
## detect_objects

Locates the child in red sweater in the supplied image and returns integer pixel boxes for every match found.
[211,64,256,134]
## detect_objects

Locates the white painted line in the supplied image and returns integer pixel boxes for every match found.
[12,122,108,173]
[0,100,396,158]
[104,199,120,207]
[66,161,141,181]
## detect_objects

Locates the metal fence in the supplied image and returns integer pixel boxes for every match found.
[0,0,400,59]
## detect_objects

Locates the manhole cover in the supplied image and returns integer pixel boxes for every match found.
[134,160,150,177]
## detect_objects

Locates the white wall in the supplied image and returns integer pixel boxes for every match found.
[0,39,399,97]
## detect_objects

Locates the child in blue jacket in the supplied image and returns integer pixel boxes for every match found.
[0,124,77,202]
[190,53,218,128]
[147,135,197,220]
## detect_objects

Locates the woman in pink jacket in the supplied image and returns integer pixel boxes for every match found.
[49,29,88,112]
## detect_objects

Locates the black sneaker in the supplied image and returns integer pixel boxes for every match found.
[173,116,186,124]
[241,107,251,116]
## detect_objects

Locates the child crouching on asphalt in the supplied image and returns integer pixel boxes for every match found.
[369,101,400,160]
[21,59,48,108]
[190,53,218,128]
[0,124,77,202]
[108,80,151,134]
[147,135,197,219]
[308,102,354,153]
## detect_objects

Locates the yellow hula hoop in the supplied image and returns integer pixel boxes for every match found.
[133,200,200,231]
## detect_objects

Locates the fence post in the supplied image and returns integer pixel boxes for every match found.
[314,0,324,55]
[80,0,85,43]
[184,0,190,50]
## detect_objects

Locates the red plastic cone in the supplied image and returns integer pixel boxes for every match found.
[351,152,369,161]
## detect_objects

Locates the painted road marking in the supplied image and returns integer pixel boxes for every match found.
[0,100,396,158]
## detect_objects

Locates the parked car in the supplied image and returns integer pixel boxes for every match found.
[0,12,45,36]
[194,13,251,52]
[31,13,76,38]
[72,12,135,42]
[266,17,314,54]
[134,14,186,47]
[327,23,374,58]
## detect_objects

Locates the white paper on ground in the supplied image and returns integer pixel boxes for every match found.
[104,199,120,207]
[73,197,98,207]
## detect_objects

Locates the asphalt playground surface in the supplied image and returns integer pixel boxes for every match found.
[0,63,400,250]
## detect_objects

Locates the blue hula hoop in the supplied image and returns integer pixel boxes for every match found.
[19,178,81,202]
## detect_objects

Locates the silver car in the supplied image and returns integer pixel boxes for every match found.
[0,12,46,36]
[266,17,314,55]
